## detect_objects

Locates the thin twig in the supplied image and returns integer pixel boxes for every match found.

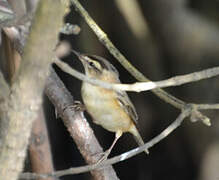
[70,0,185,109]
[69,0,213,125]
[53,57,218,126]
[20,107,191,179]
[54,58,219,94]
[193,104,219,110]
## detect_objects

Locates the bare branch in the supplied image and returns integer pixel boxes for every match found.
[193,104,219,110]
[29,107,56,180]
[0,1,65,179]
[44,69,119,180]
[20,106,191,179]
[53,57,217,126]
[54,58,219,93]
[69,0,186,109]
[68,0,216,126]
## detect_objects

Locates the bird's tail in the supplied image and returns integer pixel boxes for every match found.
[129,124,149,154]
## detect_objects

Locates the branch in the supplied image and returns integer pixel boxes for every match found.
[20,106,191,179]
[54,58,219,93]
[193,104,219,110]
[68,0,215,126]
[44,68,119,180]
[0,0,65,179]
[70,0,185,109]
[29,107,56,180]
[53,57,216,126]
[68,0,219,127]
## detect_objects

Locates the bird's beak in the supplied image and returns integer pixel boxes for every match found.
[72,49,87,62]
[71,49,81,58]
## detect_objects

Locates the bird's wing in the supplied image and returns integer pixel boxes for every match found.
[116,90,138,124]
[109,65,138,124]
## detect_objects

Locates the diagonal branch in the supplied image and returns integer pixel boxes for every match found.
[54,58,219,94]
[44,68,119,180]
[70,0,185,109]
[0,1,65,180]
[20,106,191,179]
[69,0,214,126]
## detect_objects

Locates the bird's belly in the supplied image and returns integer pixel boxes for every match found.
[82,84,131,132]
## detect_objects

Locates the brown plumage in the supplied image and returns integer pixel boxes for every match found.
[73,50,148,161]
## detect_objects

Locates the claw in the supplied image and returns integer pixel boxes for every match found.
[63,101,86,113]
[95,150,111,165]
[72,101,86,111]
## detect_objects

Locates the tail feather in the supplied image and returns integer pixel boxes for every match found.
[129,124,149,154]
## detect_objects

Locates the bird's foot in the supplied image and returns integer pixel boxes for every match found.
[95,149,111,165]
[71,101,86,111]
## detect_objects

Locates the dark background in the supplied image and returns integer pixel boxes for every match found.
[46,0,219,179]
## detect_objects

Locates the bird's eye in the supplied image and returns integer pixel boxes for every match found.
[88,61,95,67]
[87,60,102,72]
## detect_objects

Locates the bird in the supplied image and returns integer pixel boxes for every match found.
[72,50,148,161]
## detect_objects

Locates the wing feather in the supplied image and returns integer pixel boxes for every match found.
[103,61,138,124]
[116,90,138,124]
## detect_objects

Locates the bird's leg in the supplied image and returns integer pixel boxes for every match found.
[97,130,122,163]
